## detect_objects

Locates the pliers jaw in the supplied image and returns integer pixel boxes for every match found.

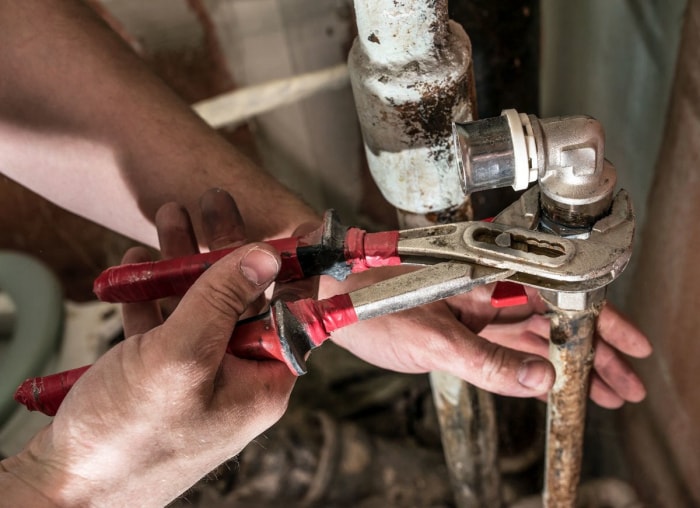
[392,186,633,290]
[270,299,314,376]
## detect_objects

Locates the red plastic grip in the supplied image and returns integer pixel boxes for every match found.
[93,237,301,303]
[490,281,528,308]
[14,365,91,416]
[14,314,293,417]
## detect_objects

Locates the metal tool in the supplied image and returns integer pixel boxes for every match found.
[14,186,634,416]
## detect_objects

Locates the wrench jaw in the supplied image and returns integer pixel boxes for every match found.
[393,185,635,295]
[492,185,541,229]
[478,185,635,293]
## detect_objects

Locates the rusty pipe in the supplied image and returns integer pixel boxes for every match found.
[532,114,614,508]
[454,111,617,506]
[540,289,605,508]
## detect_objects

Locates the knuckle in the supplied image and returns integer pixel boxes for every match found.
[195,277,253,319]
[480,343,510,384]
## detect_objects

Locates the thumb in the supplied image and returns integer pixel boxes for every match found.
[161,243,280,363]
[454,335,555,397]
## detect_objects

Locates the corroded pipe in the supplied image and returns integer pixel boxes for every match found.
[431,371,501,508]
[348,0,474,215]
[541,287,605,507]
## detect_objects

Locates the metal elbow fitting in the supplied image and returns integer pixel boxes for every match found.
[536,115,616,231]
[453,110,616,232]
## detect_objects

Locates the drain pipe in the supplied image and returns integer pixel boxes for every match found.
[348,3,502,507]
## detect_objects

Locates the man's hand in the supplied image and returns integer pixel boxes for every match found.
[480,299,651,408]
[329,272,651,408]
[0,223,294,507]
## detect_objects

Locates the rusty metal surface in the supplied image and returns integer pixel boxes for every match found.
[541,303,601,508]
[431,372,502,508]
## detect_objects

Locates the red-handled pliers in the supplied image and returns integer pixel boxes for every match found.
[15,187,635,415]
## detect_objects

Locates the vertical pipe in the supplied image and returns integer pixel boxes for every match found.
[541,289,605,507]
[533,114,615,507]
[431,371,502,507]
[352,0,450,65]
[348,0,474,215]
[349,2,501,507]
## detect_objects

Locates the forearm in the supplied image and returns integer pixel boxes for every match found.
[0,0,318,247]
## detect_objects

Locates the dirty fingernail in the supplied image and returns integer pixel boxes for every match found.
[518,357,553,391]
[240,248,279,286]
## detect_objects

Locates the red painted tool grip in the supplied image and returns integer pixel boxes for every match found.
[13,365,91,417]
[94,237,302,303]
[14,314,286,416]
[93,228,401,304]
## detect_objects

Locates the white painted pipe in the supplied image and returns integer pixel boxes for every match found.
[353,0,450,65]
[348,0,472,214]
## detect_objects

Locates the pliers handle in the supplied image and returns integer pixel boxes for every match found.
[93,210,401,302]
[15,262,508,416]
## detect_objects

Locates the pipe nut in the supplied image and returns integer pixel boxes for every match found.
[539,288,606,311]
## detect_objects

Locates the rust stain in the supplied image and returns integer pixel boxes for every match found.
[389,74,470,162]
[425,199,473,223]
[545,311,597,507]
[427,0,450,52]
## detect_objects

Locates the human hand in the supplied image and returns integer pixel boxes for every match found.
[479,295,651,408]
[329,277,650,408]
[0,201,295,507]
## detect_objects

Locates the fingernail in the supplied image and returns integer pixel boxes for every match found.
[518,357,553,391]
[240,248,279,286]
